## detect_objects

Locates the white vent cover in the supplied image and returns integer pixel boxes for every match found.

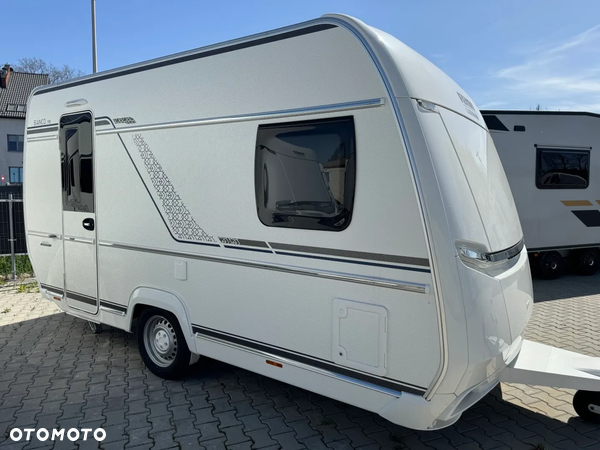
[332,299,388,376]
[174,260,187,281]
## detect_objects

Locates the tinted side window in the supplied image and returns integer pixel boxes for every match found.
[536,148,590,189]
[255,117,356,231]
[60,112,94,212]
[7,135,24,152]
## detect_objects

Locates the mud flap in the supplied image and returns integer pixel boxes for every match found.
[499,339,600,391]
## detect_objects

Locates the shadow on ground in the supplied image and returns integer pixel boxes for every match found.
[532,269,600,303]
[0,308,598,449]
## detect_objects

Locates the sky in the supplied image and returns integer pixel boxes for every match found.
[3,0,600,112]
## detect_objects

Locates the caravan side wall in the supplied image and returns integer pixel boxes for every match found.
[25,23,442,405]
[484,112,600,251]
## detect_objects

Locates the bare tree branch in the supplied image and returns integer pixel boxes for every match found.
[13,57,85,84]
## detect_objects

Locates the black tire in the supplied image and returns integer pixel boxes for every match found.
[575,249,600,276]
[137,308,191,379]
[573,390,600,424]
[538,251,563,279]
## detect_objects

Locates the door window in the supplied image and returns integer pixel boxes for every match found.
[60,113,94,212]
[9,167,23,183]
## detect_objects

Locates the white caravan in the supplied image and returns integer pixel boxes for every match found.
[24,15,600,429]
[482,111,600,279]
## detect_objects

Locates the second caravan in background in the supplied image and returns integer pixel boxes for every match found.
[482,110,600,279]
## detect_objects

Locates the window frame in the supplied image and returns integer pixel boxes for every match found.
[6,104,26,112]
[254,115,356,232]
[8,167,23,184]
[535,147,591,190]
[7,134,24,152]
[60,112,95,212]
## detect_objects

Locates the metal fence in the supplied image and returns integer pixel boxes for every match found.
[0,191,27,279]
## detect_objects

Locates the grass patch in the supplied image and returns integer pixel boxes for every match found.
[0,255,33,277]
[17,283,39,293]
[1,308,10,314]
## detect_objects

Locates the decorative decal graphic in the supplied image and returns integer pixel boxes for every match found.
[132,134,215,243]
[114,117,136,124]
[561,200,600,227]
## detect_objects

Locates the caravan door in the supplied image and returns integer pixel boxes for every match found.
[60,112,98,314]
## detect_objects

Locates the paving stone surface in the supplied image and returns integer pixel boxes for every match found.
[0,273,599,449]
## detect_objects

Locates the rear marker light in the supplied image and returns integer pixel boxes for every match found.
[266,360,282,368]
[53,296,61,301]
[456,238,524,274]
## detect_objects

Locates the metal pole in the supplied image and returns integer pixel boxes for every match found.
[92,0,97,73]
[8,194,15,281]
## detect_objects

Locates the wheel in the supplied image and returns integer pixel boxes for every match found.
[575,249,600,276]
[538,251,563,279]
[137,308,191,379]
[88,321,103,334]
[573,390,600,423]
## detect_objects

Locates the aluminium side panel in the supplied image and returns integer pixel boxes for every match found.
[485,113,600,250]
[26,20,443,394]
[24,113,64,293]
[89,25,441,390]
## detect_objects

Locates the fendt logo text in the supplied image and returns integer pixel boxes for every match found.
[10,428,106,442]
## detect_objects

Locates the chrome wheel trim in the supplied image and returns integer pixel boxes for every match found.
[588,403,600,415]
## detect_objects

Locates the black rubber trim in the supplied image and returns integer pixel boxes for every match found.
[192,324,426,396]
[572,210,600,227]
[534,144,592,150]
[40,283,63,295]
[66,291,97,306]
[224,245,273,254]
[487,238,525,262]
[98,116,219,248]
[34,24,337,96]
[95,120,111,127]
[269,242,429,268]
[274,251,431,273]
[100,300,127,313]
[26,126,58,135]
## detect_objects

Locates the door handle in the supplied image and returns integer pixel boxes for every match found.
[82,218,95,231]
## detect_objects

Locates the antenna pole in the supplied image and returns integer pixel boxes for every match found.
[92,0,97,73]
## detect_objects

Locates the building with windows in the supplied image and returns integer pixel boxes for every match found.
[0,64,49,184]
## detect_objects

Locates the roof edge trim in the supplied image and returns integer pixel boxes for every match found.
[34,23,337,96]
[481,110,600,119]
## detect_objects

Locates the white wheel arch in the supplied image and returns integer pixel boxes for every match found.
[127,287,197,354]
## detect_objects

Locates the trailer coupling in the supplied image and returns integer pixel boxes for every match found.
[500,339,600,423]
